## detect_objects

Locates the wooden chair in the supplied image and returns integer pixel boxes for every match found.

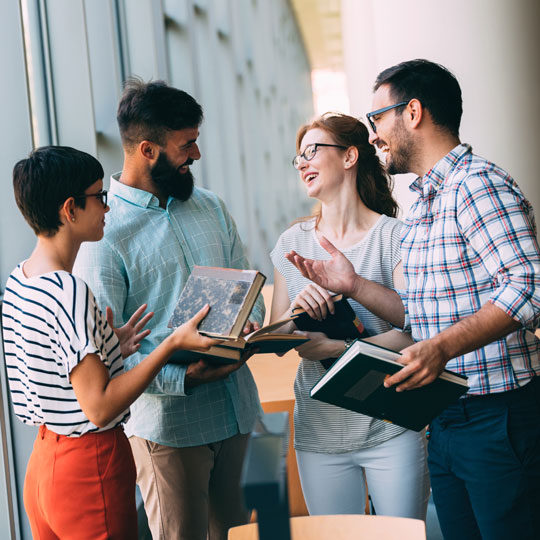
[229,514,426,540]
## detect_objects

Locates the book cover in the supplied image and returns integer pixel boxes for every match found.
[292,295,370,340]
[168,266,266,338]
[310,339,468,431]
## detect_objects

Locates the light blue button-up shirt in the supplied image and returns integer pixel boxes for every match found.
[74,175,264,446]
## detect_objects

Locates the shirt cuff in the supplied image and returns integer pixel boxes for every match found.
[489,285,540,330]
[393,288,411,333]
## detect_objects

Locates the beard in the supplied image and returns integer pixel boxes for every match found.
[150,152,195,201]
[385,116,417,175]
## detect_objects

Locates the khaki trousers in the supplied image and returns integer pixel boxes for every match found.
[130,433,250,540]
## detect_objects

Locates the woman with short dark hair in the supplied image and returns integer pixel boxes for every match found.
[2,145,218,539]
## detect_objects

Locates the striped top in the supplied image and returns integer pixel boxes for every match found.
[271,215,407,453]
[2,264,129,437]
[400,143,540,394]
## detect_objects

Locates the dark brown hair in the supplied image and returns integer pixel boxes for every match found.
[117,78,203,148]
[13,146,104,237]
[295,112,398,226]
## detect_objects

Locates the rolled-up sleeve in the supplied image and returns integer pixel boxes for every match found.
[457,171,540,330]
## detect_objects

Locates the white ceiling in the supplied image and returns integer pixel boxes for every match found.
[290,0,344,70]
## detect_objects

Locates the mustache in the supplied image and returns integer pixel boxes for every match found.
[180,158,194,168]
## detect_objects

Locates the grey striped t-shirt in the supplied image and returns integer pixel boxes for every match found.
[271,214,407,452]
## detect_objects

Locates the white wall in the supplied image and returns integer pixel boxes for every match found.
[342,0,540,221]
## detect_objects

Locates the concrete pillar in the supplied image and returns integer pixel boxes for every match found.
[342,0,540,221]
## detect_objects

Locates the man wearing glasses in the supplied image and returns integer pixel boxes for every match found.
[74,79,264,540]
[286,59,540,539]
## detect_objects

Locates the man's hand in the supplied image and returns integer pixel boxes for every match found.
[185,348,254,388]
[285,236,358,297]
[384,339,449,391]
[106,303,154,359]
[294,331,344,361]
[243,321,260,336]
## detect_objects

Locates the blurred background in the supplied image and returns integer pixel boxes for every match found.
[1,1,539,538]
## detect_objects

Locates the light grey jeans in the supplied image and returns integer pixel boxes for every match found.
[296,428,430,519]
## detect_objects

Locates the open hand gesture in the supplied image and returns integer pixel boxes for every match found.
[285,236,358,297]
[106,303,154,359]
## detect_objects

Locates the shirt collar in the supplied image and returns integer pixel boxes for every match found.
[109,172,161,208]
[409,143,472,194]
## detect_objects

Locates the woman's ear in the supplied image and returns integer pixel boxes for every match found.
[60,197,77,224]
[344,146,359,169]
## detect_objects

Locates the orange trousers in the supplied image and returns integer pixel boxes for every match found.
[24,425,137,540]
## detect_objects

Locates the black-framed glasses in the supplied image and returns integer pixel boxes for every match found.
[366,101,409,133]
[292,143,347,169]
[75,189,108,207]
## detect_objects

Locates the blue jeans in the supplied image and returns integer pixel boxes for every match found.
[428,377,540,540]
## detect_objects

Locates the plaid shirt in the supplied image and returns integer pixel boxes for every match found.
[399,144,540,395]
[74,175,264,447]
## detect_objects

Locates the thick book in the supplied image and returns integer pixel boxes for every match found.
[170,317,309,364]
[168,265,309,364]
[292,294,369,340]
[310,339,469,431]
[168,266,267,338]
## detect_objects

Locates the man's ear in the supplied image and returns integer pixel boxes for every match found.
[405,99,423,129]
[139,140,158,163]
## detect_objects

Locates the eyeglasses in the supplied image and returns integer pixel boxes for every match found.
[366,101,409,133]
[75,189,108,208]
[292,143,347,169]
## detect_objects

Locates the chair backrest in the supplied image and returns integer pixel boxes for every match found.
[228,514,426,540]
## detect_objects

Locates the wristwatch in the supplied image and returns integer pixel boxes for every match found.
[344,338,355,350]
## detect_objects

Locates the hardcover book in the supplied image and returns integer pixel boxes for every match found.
[168,266,309,364]
[171,328,309,364]
[168,266,267,338]
[292,295,369,340]
[310,339,469,431]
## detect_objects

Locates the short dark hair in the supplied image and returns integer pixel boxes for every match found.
[13,146,104,237]
[117,78,204,148]
[374,59,463,137]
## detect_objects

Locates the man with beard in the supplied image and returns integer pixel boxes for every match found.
[74,79,264,540]
[285,59,540,539]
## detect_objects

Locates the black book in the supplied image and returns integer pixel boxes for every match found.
[293,295,369,368]
[292,295,369,340]
[310,339,469,431]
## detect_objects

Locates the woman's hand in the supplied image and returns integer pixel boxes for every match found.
[292,283,335,321]
[294,331,345,361]
[171,304,222,351]
[106,304,154,359]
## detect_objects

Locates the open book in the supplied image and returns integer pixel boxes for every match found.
[310,339,468,431]
[171,316,309,364]
[168,265,308,364]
